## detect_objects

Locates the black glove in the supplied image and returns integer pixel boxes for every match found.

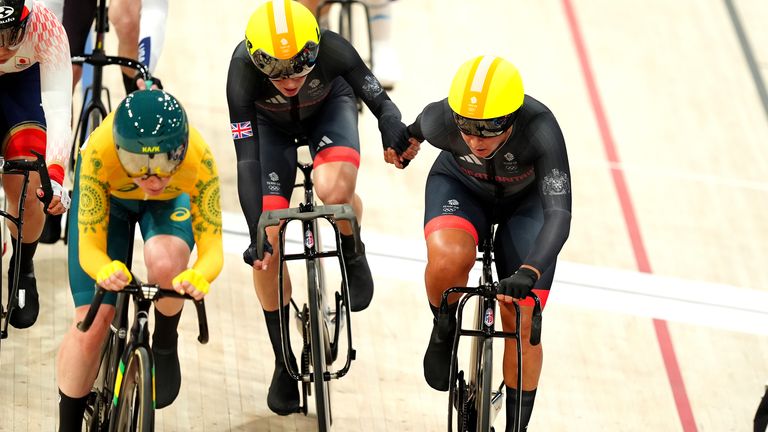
[378,114,410,155]
[242,237,273,266]
[498,267,538,299]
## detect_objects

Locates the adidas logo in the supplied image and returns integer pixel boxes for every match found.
[459,154,483,165]
[318,136,333,148]
[265,95,289,104]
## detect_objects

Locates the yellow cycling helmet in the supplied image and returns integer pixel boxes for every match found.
[448,55,524,137]
[245,0,321,79]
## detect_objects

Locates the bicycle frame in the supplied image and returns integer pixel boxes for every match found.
[272,165,357,379]
[442,227,542,432]
[256,153,362,430]
[0,152,54,342]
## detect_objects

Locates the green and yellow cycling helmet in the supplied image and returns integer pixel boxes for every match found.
[113,89,189,178]
[448,55,525,137]
[244,0,320,80]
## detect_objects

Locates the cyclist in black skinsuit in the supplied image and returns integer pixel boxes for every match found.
[402,55,571,431]
[225,0,410,416]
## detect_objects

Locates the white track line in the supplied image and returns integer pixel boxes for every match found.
[221,211,768,336]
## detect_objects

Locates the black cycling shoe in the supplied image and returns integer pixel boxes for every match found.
[7,268,39,329]
[423,317,456,391]
[340,235,373,312]
[267,356,300,416]
[152,345,181,409]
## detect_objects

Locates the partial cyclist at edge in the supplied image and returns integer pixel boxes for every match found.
[55,89,223,431]
[0,0,72,329]
[61,0,169,92]
[226,0,412,416]
[299,0,401,89]
[401,55,572,430]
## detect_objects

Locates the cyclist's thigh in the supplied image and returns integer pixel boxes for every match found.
[0,64,46,160]
[257,118,299,211]
[423,155,491,247]
[494,186,555,307]
[135,193,194,251]
[62,0,97,56]
[306,84,360,169]
[68,163,134,307]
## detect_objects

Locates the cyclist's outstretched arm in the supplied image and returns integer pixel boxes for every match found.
[322,31,410,156]
[185,136,224,284]
[226,46,269,269]
[34,2,74,212]
[522,113,572,274]
[75,142,115,280]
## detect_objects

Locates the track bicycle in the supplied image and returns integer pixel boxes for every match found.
[77,262,209,431]
[255,140,361,431]
[0,151,54,347]
[41,0,152,245]
[439,225,543,432]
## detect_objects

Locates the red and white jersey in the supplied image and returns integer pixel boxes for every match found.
[0,1,71,181]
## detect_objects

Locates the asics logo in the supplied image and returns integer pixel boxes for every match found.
[170,207,191,222]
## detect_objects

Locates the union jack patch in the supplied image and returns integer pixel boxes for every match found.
[230,121,253,140]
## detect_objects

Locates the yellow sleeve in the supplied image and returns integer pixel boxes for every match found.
[76,145,114,281]
[188,141,224,283]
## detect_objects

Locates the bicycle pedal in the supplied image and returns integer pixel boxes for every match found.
[490,390,504,424]
[294,312,304,335]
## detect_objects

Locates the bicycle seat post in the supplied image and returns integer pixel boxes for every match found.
[298,162,314,212]
[480,225,496,290]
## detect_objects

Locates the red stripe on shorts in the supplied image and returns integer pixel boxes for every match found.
[314,146,360,168]
[263,195,289,211]
[424,215,479,245]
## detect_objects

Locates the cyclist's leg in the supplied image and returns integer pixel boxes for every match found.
[138,0,169,73]
[494,187,554,430]
[254,119,300,415]
[56,161,129,431]
[107,0,141,91]
[1,64,48,329]
[363,0,400,89]
[62,0,97,88]
[422,158,489,391]
[307,87,374,311]
[137,194,194,409]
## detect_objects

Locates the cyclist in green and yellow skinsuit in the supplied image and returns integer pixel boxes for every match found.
[55,89,223,432]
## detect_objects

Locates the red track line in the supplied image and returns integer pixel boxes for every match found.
[560,1,698,430]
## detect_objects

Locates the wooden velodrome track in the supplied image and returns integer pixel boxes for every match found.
[2,0,768,430]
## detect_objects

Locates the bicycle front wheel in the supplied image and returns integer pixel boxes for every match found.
[111,346,154,432]
[475,337,494,432]
[307,259,332,431]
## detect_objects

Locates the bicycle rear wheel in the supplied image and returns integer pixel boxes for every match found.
[307,258,332,431]
[111,346,154,431]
